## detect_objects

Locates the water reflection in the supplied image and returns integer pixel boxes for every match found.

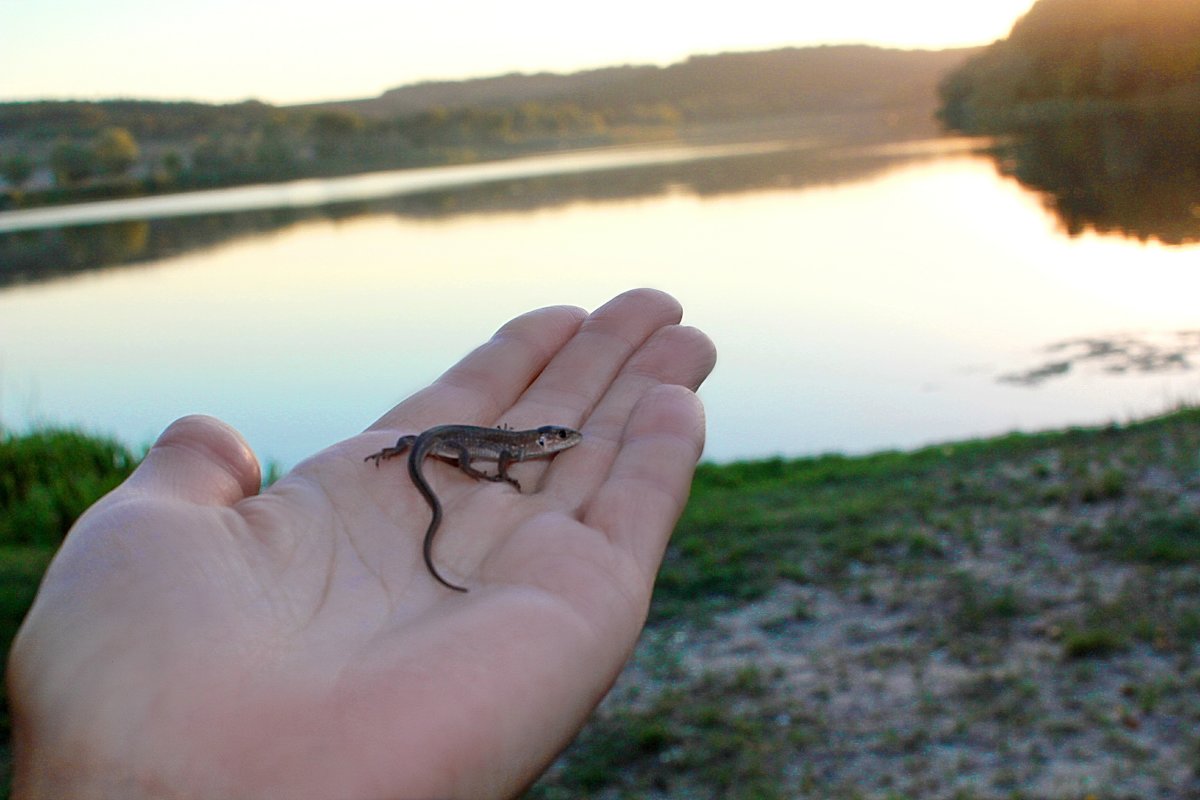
[1000,331,1200,387]
[1,208,310,287]
[992,112,1200,246]
[0,140,976,288]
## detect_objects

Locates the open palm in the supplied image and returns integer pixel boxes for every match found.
[9,289,716,799]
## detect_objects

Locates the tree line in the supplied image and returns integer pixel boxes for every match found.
[0,100,678,202]
[939,0,1200,131]
[936,0,1200,245]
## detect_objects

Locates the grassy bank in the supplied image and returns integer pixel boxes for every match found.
[531,408,1200,798]
[3,411,1199,797]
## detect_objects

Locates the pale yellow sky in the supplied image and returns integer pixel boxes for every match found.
[0,0,1036,105]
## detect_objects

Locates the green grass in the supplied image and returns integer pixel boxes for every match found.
[651,408,1200,626]
[527,667,812,800]
[532,407,1200,796]
[0,428,137,547]
[1090,510,1200,564]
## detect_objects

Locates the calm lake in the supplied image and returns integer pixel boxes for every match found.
[2,135,1199,467]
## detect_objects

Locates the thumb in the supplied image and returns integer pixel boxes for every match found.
[126,415,262,506]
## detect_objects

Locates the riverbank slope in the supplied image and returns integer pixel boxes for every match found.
[4,408,1199,796]
[533,407,1200,797]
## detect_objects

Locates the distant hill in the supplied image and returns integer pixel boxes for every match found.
[0,45,981,143]
[0,44,980,208]
[296,66,659,118]
[296,45,982,121]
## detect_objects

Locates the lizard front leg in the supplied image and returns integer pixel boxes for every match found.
[445,443,515,488]
[494,451,522,491]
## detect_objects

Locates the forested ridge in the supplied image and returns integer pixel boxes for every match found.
[305,45,975,119]
[940,0,1200,131]
[0,45,976,207]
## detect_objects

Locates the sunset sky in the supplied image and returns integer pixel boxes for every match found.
[1,0,1036,105]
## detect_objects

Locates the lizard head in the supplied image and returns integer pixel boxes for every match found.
[535,425,583,451]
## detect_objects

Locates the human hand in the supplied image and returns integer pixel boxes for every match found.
[8,288,716,799]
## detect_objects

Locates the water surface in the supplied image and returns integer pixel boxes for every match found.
[2,138,1197,467]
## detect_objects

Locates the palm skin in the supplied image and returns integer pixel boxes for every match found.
[8,288,717,799]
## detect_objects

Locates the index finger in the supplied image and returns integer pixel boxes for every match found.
[496,288,687,428]
[367,303,587,432]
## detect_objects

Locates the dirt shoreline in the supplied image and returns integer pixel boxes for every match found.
[532,409,1200,798]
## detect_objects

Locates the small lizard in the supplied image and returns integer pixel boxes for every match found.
[365,424,583,592]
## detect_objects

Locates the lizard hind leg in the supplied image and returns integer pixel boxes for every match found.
[363,435,418,466]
